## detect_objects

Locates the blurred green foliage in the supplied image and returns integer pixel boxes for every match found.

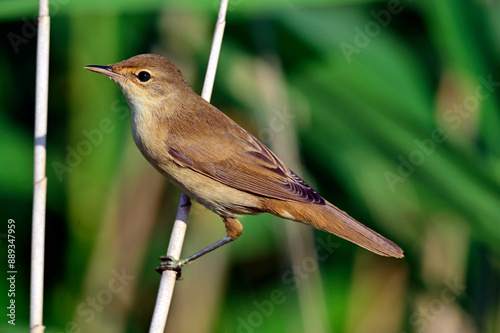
[1,0,499,332]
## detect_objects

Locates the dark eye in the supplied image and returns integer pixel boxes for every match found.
[138,71,151,82]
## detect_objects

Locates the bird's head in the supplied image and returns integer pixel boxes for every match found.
[85,54,193,116]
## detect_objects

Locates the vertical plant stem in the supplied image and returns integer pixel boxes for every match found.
[148,193,190,333]
[201,0,228,102]
[148,1,229,332]
[31,0,50,332]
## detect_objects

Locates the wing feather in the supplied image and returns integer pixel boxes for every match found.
[165,102,324,205]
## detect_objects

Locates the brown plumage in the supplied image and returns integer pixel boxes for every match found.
[85,54,403,274]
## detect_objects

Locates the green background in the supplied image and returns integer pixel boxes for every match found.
[1,0,499,332]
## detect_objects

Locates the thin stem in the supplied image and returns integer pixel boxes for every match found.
[148,193,190,333]
[148,1,229,332]
[31,0,50,332]
[201,0,228,102]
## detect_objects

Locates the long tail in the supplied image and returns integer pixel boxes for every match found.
[264,199,404,258]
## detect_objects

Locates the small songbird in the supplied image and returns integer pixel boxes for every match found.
[85,54,403,276]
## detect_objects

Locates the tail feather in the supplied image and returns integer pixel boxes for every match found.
[265,199,404,258]
[318,201,403,258]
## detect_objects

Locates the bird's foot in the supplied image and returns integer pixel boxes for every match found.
[156,255,187,280]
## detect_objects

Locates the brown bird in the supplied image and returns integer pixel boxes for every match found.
[85,54,403,275]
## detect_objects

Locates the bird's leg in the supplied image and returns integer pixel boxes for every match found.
[156,216,243,279]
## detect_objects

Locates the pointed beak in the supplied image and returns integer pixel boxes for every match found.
[84,65,124,80]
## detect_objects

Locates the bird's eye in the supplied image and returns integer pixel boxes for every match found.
[138,71,151,82]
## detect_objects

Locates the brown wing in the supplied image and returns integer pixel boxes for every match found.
[165,101,324,205]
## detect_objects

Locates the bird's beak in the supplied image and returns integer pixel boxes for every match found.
[84,65,124,80]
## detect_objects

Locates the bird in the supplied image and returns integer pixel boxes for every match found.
[85,54,403,277]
